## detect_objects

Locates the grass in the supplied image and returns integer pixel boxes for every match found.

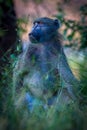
[0,48,87,130]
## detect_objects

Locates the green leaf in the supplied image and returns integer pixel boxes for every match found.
[63,28,68,36]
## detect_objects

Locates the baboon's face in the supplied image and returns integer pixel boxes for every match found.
[29,17,60,43]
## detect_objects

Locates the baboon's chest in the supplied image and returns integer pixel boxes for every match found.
[30,47,58,72]
[24,45,60,99]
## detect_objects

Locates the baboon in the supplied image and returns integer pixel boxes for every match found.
[13,17,79,109]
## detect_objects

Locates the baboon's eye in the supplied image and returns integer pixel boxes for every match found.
[33,21,43,25]
[37,21,43,25]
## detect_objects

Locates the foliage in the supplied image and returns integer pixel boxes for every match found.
[16,17,29,37]
[0,0,13,37]
[55,3,87,49]
[67,49,87,103]
[78,55,87,98]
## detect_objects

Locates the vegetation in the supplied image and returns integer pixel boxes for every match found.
[56,2,87,49]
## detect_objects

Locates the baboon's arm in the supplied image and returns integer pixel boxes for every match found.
[57,48,79,100]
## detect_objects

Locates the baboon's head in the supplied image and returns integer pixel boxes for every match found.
[29,17,60,43]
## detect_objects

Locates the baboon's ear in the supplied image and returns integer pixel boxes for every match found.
[54,19,60,29]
